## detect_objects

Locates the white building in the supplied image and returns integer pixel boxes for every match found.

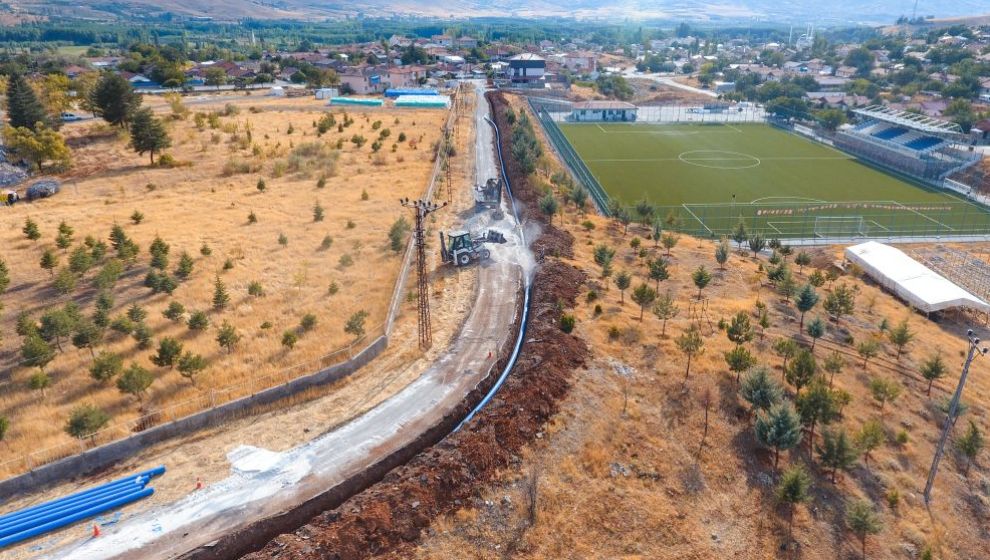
[570,101,638,122]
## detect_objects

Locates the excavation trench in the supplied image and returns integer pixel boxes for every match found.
[191,91,589,560]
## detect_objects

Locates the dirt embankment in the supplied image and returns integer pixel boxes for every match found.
[237,93,589,560]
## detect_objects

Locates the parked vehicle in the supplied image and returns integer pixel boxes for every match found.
[60,112,83,122]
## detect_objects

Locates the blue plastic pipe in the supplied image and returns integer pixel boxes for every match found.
[456,112,532,430]
[0,475,152,530]
[0,466,164,526]
[0,487,154,549]
[0,480,150,538]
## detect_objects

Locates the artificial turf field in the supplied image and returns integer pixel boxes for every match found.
[557,122,990,239]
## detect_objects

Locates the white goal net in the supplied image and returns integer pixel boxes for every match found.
[813,216,868,238]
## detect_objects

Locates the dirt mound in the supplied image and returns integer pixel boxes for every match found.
[487,91,576,260]
[238,94,589,560]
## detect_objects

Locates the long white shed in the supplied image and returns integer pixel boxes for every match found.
[844,241,990,314]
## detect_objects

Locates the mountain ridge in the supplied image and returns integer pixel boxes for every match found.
[6,0,988,25]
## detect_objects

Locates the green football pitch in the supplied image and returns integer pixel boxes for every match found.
[556,122,990,239]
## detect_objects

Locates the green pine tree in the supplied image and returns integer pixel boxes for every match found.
[817,429,858,482]
[128,108,171,164]
[5,72,48,130]
[93,72,142,127]
[212,276,231,310]
[755,403,802,469]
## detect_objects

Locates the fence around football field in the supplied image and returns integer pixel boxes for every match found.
[527,98,990,244]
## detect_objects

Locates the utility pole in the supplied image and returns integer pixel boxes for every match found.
[924,329,987,504]
[400,198,447,350]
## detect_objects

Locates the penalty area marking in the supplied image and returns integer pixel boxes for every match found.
[749,196,827,204]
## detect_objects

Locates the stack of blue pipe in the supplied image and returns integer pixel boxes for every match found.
[0,466,165,549]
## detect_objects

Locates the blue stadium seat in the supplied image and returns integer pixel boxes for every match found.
[905,136,943,151]
[873,127,909,140]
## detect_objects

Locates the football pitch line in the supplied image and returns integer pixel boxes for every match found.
[894,202,956,231]
[680,204,713,235]
[584,155,854,163]
[590,123,744,135]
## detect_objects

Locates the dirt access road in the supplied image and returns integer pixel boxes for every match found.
[43,81,527,560]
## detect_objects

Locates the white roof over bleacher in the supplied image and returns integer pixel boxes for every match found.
[852,105,963,136]
[845,242,990,314]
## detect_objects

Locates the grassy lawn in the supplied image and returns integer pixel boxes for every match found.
[558,122,990,238]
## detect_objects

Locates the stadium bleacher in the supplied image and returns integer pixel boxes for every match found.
[832,105,979,183]
[873,127,908,140]
[904,136,944,152]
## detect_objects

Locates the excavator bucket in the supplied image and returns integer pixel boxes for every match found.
[484,230,507,244]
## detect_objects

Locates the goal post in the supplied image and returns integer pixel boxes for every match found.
[813,216,869,239]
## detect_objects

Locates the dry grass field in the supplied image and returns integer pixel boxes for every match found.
[401,98,990,560]
[0,93,452,477]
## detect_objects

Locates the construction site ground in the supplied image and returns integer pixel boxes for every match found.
[0,93,459,478]
[0,88,484,558]
[221,91,990,560]
[398,96,990,560]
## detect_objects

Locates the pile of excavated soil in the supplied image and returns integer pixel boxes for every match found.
[238,92,589,560]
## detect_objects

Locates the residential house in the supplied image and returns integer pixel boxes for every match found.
[455,37,478,49]
[387,65,428,88]
[835,66,859,78]
[817,76,850,91]
[507,53,546,85]
[339,66,386,95]
[919,100,948,117]
[431,35,454,48]
[560,52,597,73]
[805,92,869,109]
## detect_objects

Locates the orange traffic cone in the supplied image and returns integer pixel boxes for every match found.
[92,524,100,538]
[195,477,203,490]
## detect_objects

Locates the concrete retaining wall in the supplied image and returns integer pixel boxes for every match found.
[0,336,387,501]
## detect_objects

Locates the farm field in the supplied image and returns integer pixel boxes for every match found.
[558,122,990,239]
[0,93,458,478]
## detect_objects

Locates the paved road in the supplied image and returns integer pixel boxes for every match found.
[51,81,526,560]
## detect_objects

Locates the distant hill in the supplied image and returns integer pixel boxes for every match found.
[7,0,989,25]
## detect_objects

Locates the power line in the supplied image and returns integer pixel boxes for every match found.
[923,329,987,504]
[399,198,447,350]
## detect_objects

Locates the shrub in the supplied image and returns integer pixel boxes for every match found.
[130,210,144,225]
[163,301,186,322]
[248,281,265,297]
[560,314,576,334]
[388,217,411,252]
[65,405,111,439]
[344,310,369,338]
[300,313,317,332]
[187,310,210,331]
[320,235,333,251]
[338,254,354,268]
[110,316,136,335]
[90,351,123,382]
[282,330,298,349]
